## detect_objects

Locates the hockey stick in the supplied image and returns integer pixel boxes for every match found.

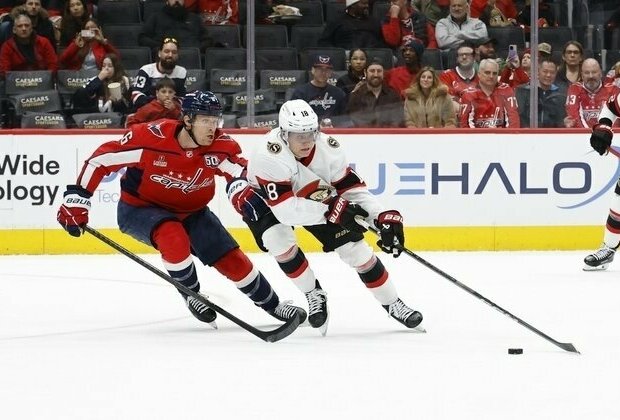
[83,225,301,343]
[361,221,579,354]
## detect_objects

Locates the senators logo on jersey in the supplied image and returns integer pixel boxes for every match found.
[267,142,282,154]
[327,137,339,148]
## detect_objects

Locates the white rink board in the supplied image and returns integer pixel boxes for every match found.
[0,131,617,229]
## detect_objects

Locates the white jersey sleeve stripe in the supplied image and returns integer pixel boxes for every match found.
[79,149,143,190]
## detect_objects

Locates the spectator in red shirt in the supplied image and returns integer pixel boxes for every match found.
[439,41,478,112]
[0,12,57,78]
[126,78,181,127]
[385,37,424,98]
[458,58,520,127]
[382,0,437,49]
[470,0,517,27]
[187,0,239,25]
[565,58,620,128]
[59,18,120,70]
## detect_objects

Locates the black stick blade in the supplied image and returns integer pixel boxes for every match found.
[261,313,302,343]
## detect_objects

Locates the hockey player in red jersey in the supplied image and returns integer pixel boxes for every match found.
[583,93,620,270]
[226,99,423,335]
[564,58,620,128]
[57,91,306,328]
[458,58,520,128]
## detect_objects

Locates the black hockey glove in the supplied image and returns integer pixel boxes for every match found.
[375,210,404,257]
[590,119,613,155]
[325,196,368,233]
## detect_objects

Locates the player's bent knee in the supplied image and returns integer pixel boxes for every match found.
[335,240,375,268]
[214,248,254,280]
[152,220,191,262]
[262,224,297,256]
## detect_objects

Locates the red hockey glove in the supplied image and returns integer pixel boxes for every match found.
[226,178,269,222]
[375,210,404,257]
[57,185,92,237]
[325,196,368,233]
[590,119,613,155]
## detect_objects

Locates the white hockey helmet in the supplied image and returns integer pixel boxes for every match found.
[278,99,319,143]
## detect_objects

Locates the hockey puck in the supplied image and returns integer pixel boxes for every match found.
[508,348,523,354]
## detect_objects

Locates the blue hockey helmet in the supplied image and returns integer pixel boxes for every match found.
[181,90,223,118]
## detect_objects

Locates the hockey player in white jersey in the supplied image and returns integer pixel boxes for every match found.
[584,94,620,270]
[226,99,423,334]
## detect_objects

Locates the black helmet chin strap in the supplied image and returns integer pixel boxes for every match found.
[184,115,201,147]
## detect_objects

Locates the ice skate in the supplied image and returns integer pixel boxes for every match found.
[583,244,616,271]
[305,281,329,336]
[268,301,307,324]
[184,294,218,329]
[383,298,423,329]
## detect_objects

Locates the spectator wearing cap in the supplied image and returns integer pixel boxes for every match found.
[515,57,566,127]
[346,58,403,127]
[435,0,488,50]
[318,0,387,49]
[130,37,187,110]
[291,54,349,127]
[404,66,456,127]
[0,13,57,79]
[382,0,437,49]
[385,38,424,98]
[139,0,215,53]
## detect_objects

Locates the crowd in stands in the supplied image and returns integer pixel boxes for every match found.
[0,0,618,129]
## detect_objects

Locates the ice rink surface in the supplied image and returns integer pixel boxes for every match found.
[2,250,619,420]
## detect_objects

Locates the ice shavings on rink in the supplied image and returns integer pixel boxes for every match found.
[1,251,619,420]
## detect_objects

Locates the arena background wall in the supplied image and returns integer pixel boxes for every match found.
[0,128,615,255]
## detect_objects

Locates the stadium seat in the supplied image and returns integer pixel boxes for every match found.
[290,24,324,50]
[117,47,152,70]
[539,26,574,51]
[487,26,526,50]
[185,69,206,92]
[57,69,98,108]
[210,69,253,94]
[371,1,390,21]
[206,24,241,48]
[4,70,54,96]
[102,24,141,47]
[97,0,140,25]
[244,24,288,48]
[291,1,324,25]
[324,2,345,23]
[420,48,442,70]
[237,113,279,129]
[205,48,247,88]
[142,0,164,22]
[72,112,123,128]
[256,48,299,70]
[222,113,237,128]
[231,88,277,114]
[21,112,66,129]
[177,48,202,69]
[12,90,63,117]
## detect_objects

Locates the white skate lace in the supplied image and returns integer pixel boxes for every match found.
[187,295,210,314]
[274,300,298,319]
[388,299,415,321]
[591,246,615,261]
[306,288,326,316]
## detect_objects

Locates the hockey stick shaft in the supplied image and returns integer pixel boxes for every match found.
[364,222,579,353]
[84,225,300,343]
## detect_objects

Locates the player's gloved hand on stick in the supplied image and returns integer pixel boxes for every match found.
[375,210,404,257]
[57,185,92,237]
[590,119,613,155]
[226,178,269,222]
[325,196,368,233]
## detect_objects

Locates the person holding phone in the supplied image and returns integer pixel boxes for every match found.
[498,43,530,88]
[59,18,119,70]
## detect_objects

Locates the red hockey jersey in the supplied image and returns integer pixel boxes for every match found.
[439,68,479,99]
[77,119,246,214]
[565,82,620,128]
[458,83,520,128]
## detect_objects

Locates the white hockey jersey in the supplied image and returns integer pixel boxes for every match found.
[247,128,385,226]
